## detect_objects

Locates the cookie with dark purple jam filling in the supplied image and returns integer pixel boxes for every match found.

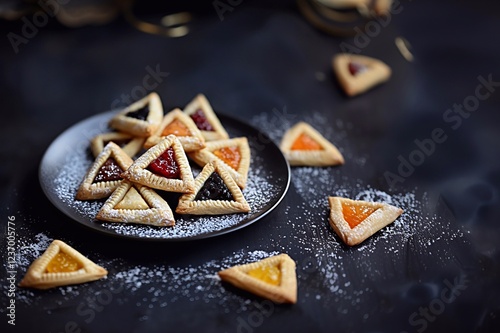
[108,92,163,137]
[76,142,133,200]
[195,173,234,201]
[176,160,250,215]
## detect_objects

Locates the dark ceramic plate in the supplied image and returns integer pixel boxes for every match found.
[39,110,290,241]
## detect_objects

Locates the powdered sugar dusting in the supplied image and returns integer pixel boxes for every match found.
[250,110,469,316]
[12,233,278,313]
[112,249,279,309]
[12,110,471,325]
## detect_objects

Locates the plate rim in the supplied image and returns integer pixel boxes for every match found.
[39,110,290,242]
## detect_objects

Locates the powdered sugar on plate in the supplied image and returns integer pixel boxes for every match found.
[100,166,280,239]
[45,112,289,240]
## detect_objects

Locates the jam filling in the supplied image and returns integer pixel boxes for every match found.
[93,158,123,182]
[148,147,180,179]
[162,119,190,136]
[46,252,82,273]
[125,104,150,121]
[213,147,241,170]
[291,133,322,151]
[247,264,281,286]
[195,173,233,201]
[348,62,368,76]
[341,203,378,229]
[190,109,214,131]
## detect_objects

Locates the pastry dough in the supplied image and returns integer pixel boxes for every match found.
[90,132,145,158]
[122,135,195,193]
[328,196,403,246]
[332,53,391,97]
[176,160,250,215]
[18,240,107,289]
[218,253,297,304]
[97,180,175,227]
[76,142,133,200]
[183,94,229,141]
[109,92,163,137]
[144,108,205,152]
[280,122,344,166]
[188,137,250,188]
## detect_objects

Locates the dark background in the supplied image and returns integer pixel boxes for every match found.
[1,0,500,332]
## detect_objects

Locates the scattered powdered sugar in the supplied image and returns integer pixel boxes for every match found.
[286,173,468,316]
[10,233,279,315]
[17,232,53,268]
[10,110,470,326]
[250,110,468,316]
[112,249,279,309]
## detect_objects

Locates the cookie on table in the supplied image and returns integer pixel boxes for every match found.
[332,53,391,97]
[19,240,107,289]
[328,196,403,246]
[280,122,344,167]
[218,253,297,304]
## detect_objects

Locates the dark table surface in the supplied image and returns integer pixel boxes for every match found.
[1,0,500,332]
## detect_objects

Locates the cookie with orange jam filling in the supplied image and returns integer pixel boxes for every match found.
[188,137,250,188]
[19,240,107,289]
[328,196,403,246]
[144,109,205,152]
[280,122,344,166]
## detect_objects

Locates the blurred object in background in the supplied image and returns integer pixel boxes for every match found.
[0,0,119,27]
[296,0,394,36]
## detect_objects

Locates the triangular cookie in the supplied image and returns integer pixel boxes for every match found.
[176,160,250,215]
[76,142,133,200]
[332,53,391,97]
[90,132,145,158]
[280,122,344,166]
[328,196,403,246]
[218,253,297,304]
[109,92,164,137]
[18,240,107,289]
[122,135,195,193]
[144,108,205,152]
[188,137,250,188]
[97,180,175,227]
[183,94,229,141]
